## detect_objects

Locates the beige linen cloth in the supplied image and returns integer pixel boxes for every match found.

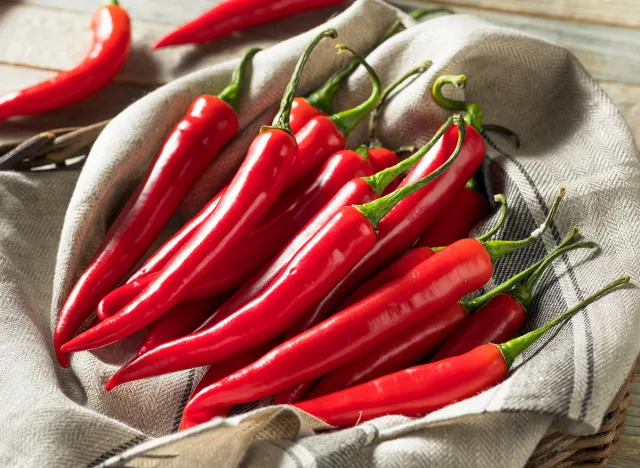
[0,1,639,467]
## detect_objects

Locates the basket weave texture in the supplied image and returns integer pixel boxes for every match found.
[527,370,635,468]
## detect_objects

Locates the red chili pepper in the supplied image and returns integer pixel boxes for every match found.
[126,40,386,285]
[104,114,468,389]
[433,232,596,361]
[178,187,565,415]
[61,30,338,354]
[306,232,593,399]
[289,20,405,134]
[341,246,436,308]
[0,0,131,120]
[136,296,227,357]
[417,184,489,247]
[97,147,372,320]
[52,47,260,366]
[292,277,628,426]
[179,340,277,430]
[154,0,348,49]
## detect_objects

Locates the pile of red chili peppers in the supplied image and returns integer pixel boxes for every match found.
[26,2,627,434]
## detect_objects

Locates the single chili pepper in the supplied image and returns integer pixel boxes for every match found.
[179,340,278,430]
[433,231,596,361]
[61,29,338,354]
[274,194,504,403]
[306,234,594,399]
[417,184,489,247]
[282,78,487,347]
[126,41,383,284]
[176,188,563,414]
[97,147,373,319]
[52,47,260,366]
[104,114,468,389]
[136,296,228,357]
[289,20,405,133]
[292,277,629,427]
[0,0,131,121]
[154,0,348,49]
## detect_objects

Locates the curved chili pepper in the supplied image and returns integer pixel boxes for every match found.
[61,30,338,354]
[97,148,373,319]
[154,0,348,49]
[195,113,464,333]
[293,277,628,426]
[289,19,405,133]
[126,42,384,285]
[0,0,131,121]
[306,233,594,399]
[179,340,278,430]
[104,115,468,389]
[52,47,260,366]
[433,233,597,361]
[177,189,564,415]
[418,184,489,247]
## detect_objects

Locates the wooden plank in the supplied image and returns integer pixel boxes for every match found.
[402,2,640,85]
[409,0,640,29]
[0,3,341,86]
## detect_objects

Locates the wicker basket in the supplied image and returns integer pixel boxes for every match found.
[527,369,635,468]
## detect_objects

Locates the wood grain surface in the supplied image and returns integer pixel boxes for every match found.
[0,1,637,466]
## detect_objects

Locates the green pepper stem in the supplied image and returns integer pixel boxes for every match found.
[410,7,455,20]
[476,194,508,243]
[482,124,521,149]
[369,61,432,148]
[483,187,566,262]
[497,276,630,368]
[363,116,455,195]
[328,44,382,137]
[306,20,404,114]
[106,0,120,5]
[354,144,369,159]
[432,74,483,130]
[465,177,480,191]
[266,29,337,135]
[464,231,593,314]
[356,115,466,227]
[216,48,261,109]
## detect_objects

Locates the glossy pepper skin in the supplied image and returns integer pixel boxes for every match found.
[418,186,489,247]
[290,98,326,135]
[432,293,525,362]
[286,125,486,343]
[0,0,131,120]
[154,0,347,49]
[297,344,507,426]
[52,46,260,365]
[179,340,277,430]
[108,114,468,388]
[341,246,436,308]
[106,206,378,388]
[60,30,338,354]
[126,116,346,284]
[182,238,493,414]
[196,177,379,332]
[292,277,629,427]
[307,303,466,400]
[97,149,372,319]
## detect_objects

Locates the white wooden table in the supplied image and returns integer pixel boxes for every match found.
[1,1,638,465]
